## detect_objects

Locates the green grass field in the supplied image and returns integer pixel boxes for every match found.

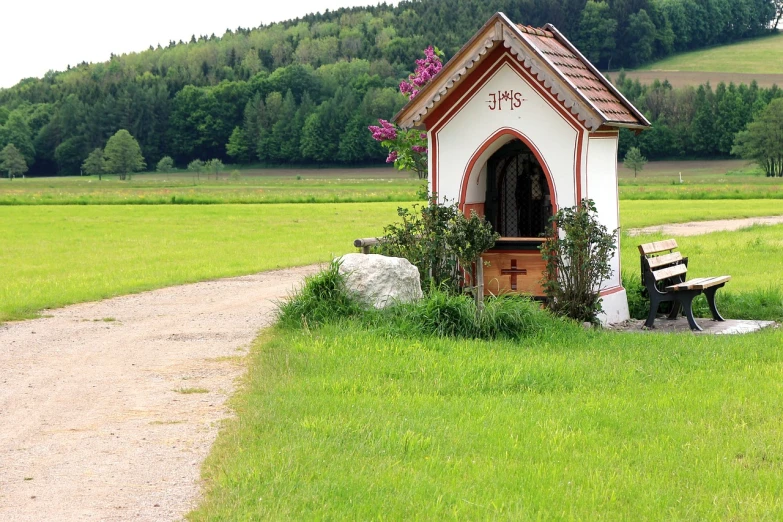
[637,32,783,74]
[189,319,783,520]
[620,200,783,229]
[0,203,402,322]
[618,160,783,199]
[3,160,780,204]
[2,197,782,323]
[0,168,421,205]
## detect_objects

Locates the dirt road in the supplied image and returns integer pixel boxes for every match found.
[0,265,320,522]
[628,215,783,237]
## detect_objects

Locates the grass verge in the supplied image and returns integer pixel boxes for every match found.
[190,322,783,520]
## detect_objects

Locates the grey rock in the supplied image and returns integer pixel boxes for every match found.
[337,254,423,309]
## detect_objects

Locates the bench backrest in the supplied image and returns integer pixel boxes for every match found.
[638,239,687,282]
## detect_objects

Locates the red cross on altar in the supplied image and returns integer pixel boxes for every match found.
[500,259,527,291]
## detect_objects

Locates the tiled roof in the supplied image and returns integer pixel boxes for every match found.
[515,24,643,125]
[393,13,650,130]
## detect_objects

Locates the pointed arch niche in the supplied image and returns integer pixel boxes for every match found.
[459,129,557,296]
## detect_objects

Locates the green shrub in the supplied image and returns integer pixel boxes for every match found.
[622,271,649,320]
[376,199,497,294]
[277,261,362,328]
[279,263,569,340]
[540,199,617,324]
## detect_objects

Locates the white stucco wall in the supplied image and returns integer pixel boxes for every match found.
[432,59,579,209]
[585,135,622,290]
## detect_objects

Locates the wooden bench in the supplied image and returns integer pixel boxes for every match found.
[639,239,731,331]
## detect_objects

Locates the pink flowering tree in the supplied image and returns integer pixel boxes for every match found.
[368,46,443,180]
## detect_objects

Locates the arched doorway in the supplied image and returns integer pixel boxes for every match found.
[479,139,554,296]
[485,139,553,241]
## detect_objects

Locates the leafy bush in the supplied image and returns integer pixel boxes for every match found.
[277,261,362,328]
[156,156,175,172]
[622,271,649,320]
[376,199,497,293]
[540,199,618,324]
[278,264,567,340]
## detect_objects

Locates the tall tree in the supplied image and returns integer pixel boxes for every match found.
[82,147,105,176]
[623,146,647,177]
[104,129,145,180]
[732,98,783,177]
[0,144,28,180]
[0,111,35,165]
[573,1,617,68]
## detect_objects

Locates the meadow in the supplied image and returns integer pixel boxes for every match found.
[2,160,779,206]
[190,292,783,520]
[610,32,783,88]
[2,159,783,323]
[0,167,421,205]
[637,32,783,74]
[0,203,402,322]
[4,163,783,518]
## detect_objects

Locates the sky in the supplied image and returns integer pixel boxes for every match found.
[0,0,400,89]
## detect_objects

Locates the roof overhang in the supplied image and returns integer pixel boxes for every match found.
[393,12,651,132]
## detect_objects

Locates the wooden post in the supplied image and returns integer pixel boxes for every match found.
[475,256,484,314]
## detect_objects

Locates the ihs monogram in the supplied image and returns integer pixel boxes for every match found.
[487,90,527,111]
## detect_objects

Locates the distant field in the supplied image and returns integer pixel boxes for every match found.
[0,167,420,205]
[0,203,403,323]
[4,160,780,204]
[637,33,783,74]
[608,70,783,88]
[618,159,783,199]
[603,32,783,87]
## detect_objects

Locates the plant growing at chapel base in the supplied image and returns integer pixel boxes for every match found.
[446,210,499,290]
[376,199,498,294]
[368,46,443,180]
[539,199,618,324]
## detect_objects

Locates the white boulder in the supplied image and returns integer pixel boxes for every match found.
[337,253,423,309]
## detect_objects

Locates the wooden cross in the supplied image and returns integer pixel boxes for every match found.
[501,259,527,290]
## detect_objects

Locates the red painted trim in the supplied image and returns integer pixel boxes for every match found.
[575,131,584,203]
[590,131,619,138]
[427,48,586,212]
[428,50,585,134]
[457,128,558,215]
[431,133,438,197]
[599,286,624,297]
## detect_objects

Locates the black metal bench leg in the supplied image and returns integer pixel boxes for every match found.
[667,301,681,320]
[704,287,725,322]
[679,293,702,331]
[645,296,660,328]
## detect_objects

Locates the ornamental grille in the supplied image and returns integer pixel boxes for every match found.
[496,152,550,238]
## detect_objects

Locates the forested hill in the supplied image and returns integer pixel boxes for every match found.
[0,0,777,175]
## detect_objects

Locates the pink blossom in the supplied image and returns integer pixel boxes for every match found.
[399,46,443,100]
[420,133,427,140]
[412,145,428,154]
[368,119,398,142]
[386,150,398,163]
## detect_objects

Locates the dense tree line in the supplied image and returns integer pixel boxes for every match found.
[614,73,783,160]
[0,0,778,175]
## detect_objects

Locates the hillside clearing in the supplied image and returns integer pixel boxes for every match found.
[637,33,783,74]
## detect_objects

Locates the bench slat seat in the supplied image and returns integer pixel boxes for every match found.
[666,276,731,292]
[638,239,729,331]
[652,263,688,281]
[647,251,683,269]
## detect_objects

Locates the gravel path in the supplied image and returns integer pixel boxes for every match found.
[628,215,783,236]
[0,264,320,522]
